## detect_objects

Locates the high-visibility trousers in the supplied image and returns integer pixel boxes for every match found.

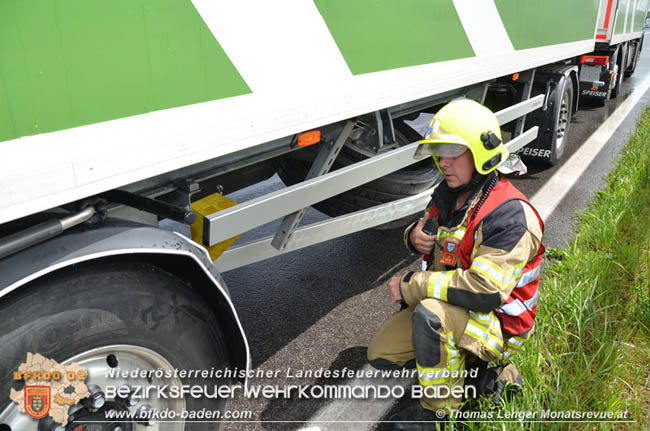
[367,298,531,412]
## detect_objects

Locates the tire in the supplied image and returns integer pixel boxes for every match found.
[0,261,230,431]
[547,78,574,165]
[278,124,441,229]
[624,50,638,78]
[625,36,643,78]
[611,47,624,99]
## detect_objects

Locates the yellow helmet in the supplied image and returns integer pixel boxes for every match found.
[417,99,508,175]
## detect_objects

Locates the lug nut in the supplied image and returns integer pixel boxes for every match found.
[137,404,157,426]
[117,385,139,406]
[82,384,105,409]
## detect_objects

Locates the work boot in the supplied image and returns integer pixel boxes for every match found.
[388,401,447,431]
[492,363,523,406]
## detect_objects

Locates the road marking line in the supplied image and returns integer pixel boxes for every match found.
[298,364,413,431]
[531,72,650,221]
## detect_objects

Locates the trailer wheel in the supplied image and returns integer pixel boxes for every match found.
[0,261,230,431]
[547,78,574,165]
[278,124,440,229]
[611,46,625,99]
[624,37,643,78]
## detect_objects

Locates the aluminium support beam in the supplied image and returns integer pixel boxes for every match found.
[203,141,423,247]
[215,186,435,272]
[505,126,539,154]
[204,96,544,248]
[495,94,544,126]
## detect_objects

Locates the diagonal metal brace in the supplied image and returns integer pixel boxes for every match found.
[271,121,355,250]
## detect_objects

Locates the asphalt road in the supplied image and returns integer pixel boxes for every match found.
[218,38,650,431]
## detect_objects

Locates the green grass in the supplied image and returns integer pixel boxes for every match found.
[459,107,650,430]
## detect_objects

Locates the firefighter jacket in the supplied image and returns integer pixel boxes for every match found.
[401,173,544,337]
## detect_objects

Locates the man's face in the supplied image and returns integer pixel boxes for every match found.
[438,149,475,188]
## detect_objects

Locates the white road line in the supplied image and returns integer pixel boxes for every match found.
[531,72,650,221]
[298,364,413,431]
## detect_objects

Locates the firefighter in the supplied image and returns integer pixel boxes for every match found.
[367,99,544,430]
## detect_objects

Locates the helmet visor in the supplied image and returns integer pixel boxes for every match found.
[415,142,468,159]
[428,143,468,157]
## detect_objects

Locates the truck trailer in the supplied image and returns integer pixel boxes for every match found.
[0,1,647,429]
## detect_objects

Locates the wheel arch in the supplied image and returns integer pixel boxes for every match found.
[0,220,250,383]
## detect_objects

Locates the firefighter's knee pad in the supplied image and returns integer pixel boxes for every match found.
[412,302,445,366]
[412,301,445,333]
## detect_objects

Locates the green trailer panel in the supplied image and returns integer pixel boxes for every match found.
[494,0,601,50]
[615,0,627,34]
[633,0,648,33]
[0,0,250,143]
[609,0,649,42]
[313,0,475,75]
[613,0,649,35]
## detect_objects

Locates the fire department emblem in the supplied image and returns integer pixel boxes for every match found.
[24,386,51,419]
[440,240,459,266]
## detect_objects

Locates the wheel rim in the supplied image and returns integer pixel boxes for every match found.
[555,89,571,152]
[1,345,185,431]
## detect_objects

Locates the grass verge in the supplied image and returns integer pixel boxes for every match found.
[463,107,650,430]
